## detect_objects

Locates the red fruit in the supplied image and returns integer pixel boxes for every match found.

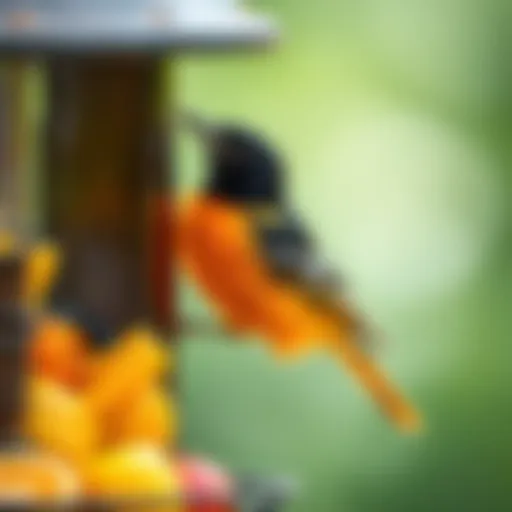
[177,456,235,512]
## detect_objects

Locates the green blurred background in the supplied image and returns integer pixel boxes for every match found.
[178,1,512,511]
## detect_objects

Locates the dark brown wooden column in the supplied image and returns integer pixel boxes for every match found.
[43,57,173,340]
[0,255,27,445]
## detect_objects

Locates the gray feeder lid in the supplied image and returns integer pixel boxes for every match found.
[0,0,277,54]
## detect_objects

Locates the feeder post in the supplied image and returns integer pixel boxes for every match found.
[0,254,26,445]
[44,56,174,339]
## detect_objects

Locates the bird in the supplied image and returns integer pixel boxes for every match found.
[178,113,422,433]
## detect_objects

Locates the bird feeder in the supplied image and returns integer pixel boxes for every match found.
[0,1,290,510]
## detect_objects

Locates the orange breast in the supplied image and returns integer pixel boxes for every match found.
[178,198,257,333]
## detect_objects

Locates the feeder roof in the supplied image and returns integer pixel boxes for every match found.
[0,0,277,54]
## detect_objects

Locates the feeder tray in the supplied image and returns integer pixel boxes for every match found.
[0,2,291,511]
[0,476,296,511]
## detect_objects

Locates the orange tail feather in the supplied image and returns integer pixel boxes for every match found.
[329,335,422,433]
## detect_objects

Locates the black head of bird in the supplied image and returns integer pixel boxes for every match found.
[183,113,285,205]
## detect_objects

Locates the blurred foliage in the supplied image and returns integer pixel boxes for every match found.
[178,1,512,511]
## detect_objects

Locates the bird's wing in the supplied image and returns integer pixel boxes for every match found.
[249,208,347,312]
[253,209,377,350]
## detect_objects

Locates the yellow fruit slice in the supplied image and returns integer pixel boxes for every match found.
[23,377,98,467]
[0,452,80,503]
[85,444,182,512]
[28,317,89,389]
[87,325,169,416]
[107,388,178,449]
